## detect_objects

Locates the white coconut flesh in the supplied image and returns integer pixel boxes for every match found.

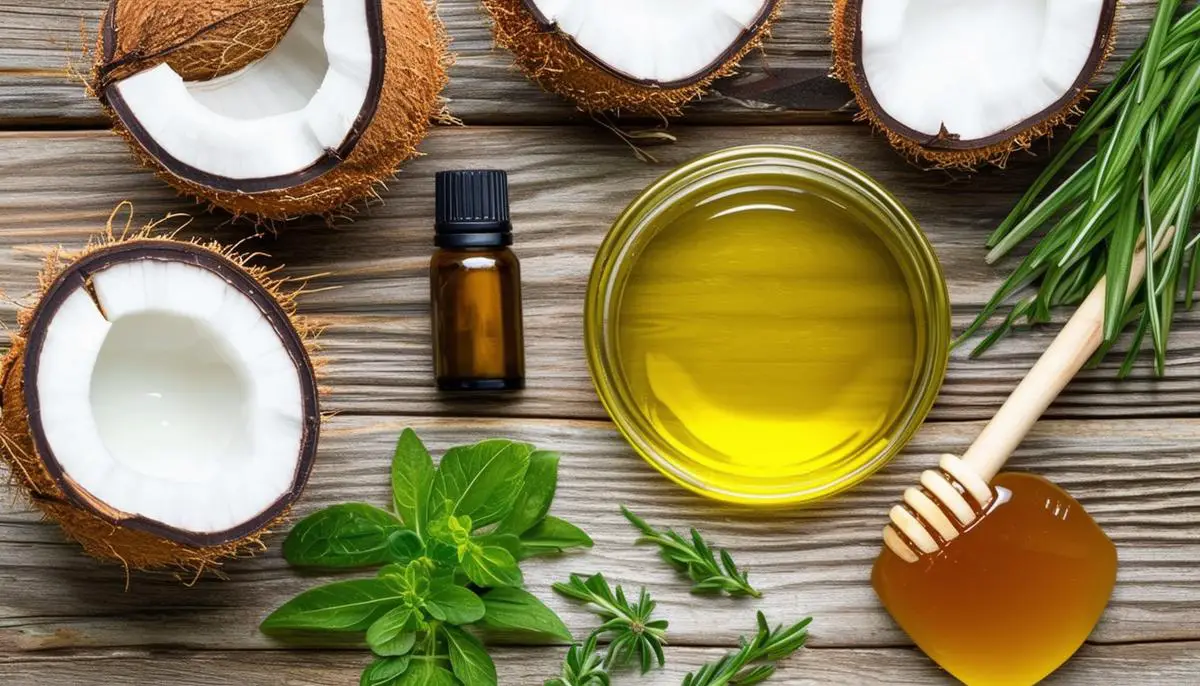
[112,0,376,182]
[32,257,310,536]
[858,0,1108,141]
[526,0,775,85]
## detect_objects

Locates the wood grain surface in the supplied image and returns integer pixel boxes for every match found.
[0,1,1197,685]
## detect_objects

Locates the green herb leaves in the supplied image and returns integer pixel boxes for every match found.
[445,626,498,685]
[553,573,669,673]
[545,507,808,685]
[478,587,572,641]
[430,440,533,527]
[262,577,409,633]
[282,504,402,568]
[263,430,591,686]
[425,584,486,625]
[965,3,1200,374]
[545,635,610,686]
[519,516,594,559]
[622,507,760,598]
[682,613,812,686]
[391,429,434,538]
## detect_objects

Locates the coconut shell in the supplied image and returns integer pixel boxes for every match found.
[0,225,321,577]
[95,0,306,86]
[831,0,1118,168]
[94,0,451,221]
[482,0,782,118]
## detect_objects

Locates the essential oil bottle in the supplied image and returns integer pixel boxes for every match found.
[430,170,526,391]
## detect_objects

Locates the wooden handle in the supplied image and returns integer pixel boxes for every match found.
[961,231,1171,482]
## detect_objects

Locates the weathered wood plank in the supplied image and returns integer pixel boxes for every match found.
[0,127,1194,422]
[1,416,1198,654]
[4,641,1200,685]
[0,0,1160,125]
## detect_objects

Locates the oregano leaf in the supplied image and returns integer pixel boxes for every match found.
[424,581,486,625]
[361,656,411,686]
[430,440,533,528]
[387,530,425,565]
[517,516,593,559]
[478,587,571,641]
[260,578,406,633]
[391,429,434,539]
[397,662,457,685]
[461,543,523,588]
[366,606,418,657]
[445,625,498,686]
[494,450,559,536]
[282,503,401,568]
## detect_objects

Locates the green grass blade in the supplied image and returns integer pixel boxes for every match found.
[1143,119,1163,360]
[1092,95,1136,202]
[1156,261,1181,376]
[1095,68,1181,203]
[1138,0,1184,103]
[1169,127,1200,295]
[987,160,1094,262]
[970,297,1036,357]
[1089,304,1145,368]
[1157,53,1200,141]
[1119,310,1152,378]
[1058,190,1120,267]
[1104,177,1142,341]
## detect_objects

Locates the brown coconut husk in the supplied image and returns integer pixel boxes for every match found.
[93,0,451,221]
[830,0,1117,169]
[0,211,322,577]
[482,0,782,118]
[95,0,306,85]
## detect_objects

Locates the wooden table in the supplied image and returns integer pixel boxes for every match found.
[2,1,1197,684]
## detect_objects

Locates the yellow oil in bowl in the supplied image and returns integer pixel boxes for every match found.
[587,146,949,505]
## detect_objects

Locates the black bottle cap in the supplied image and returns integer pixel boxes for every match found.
[435,170,513,248]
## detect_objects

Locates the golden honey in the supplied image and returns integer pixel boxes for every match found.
[587,146,950,504]
[873,472,1118,685]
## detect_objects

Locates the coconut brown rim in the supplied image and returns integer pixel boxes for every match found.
[521,0,780,90]
[90,0,450,220]
[831,0,1119,167]
[94,0,307,84]
[96,0,385,196]
[17,241,320,549]
[484,0,783,117]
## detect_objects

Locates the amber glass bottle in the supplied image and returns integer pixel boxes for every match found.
[430,170,526,391]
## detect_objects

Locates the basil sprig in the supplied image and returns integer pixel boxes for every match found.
[262,429,593,685]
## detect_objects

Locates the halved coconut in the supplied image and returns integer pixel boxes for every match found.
[99,0,306,83]
[0,233,320,573]
[483,0,782,116]
[92,0,449,219]
[832,0,1118,167]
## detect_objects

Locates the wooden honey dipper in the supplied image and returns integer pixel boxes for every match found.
[884,229,1171,563]
[873,232,1172,685]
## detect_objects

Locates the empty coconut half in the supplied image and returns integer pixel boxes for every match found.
[483,0,782,116]
[833,0,1118,167]
[0,231,320,573]
[92,0,449,219]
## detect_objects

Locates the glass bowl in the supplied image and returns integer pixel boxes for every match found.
[585,145,950,505]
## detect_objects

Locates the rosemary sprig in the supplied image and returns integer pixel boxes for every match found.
[965,2,1200,375]
[545,635,610,686]
[621,506,762,598]
[552,573,669,673]
[682,612,812,686]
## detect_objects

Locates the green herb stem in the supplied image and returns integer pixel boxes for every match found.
[552,573,669,674]
[620,507,761,598]
[681,613,812,686]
